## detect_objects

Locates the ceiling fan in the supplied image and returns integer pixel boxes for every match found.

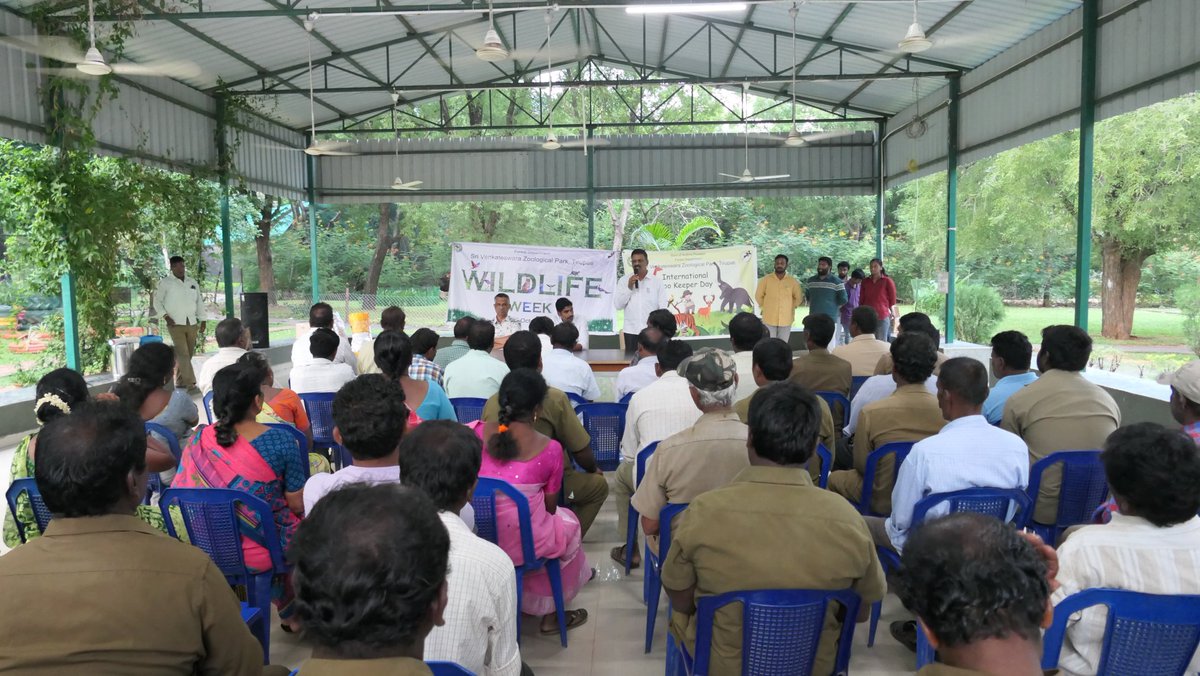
[470,2,581,64]
[302,17,359,157]
[1,0,200,79]
[719,84,790,183]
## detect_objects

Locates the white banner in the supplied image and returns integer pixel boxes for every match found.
[449,242,618,333]
[621,246,758,336]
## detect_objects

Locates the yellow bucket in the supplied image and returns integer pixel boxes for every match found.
[349,311,371,334]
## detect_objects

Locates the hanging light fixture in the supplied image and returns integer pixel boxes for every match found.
[476,0,510,62]
[784,4,804,147]
[898,0,933,53]
[75,0,112,75]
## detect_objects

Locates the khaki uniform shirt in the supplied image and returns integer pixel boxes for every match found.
[832,334,893,377]
[829,383,946,515]
[791,348,854,396]
[299,657,433,675]
[0,515,264,675]
[754,273,802,327]
[1001,369,1120,524]
[735,390,835,484]
[661,467,886,676]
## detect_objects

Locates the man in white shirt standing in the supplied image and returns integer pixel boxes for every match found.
[615,327,664,399]
[291,302,358,373]
[542,323,600,401]
[555,297,588,351]
[611,340,697,568]
[291,328,357,395]
[152,255,206,393]
[196,317,250,395]
[491,293,523,350]
[401,420,525,676]
[443,320,511,400]
[614,248,667,355]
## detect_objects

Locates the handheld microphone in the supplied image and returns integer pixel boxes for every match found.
[634,276,639,289]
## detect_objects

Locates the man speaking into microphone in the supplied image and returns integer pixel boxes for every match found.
[614,248,668,355]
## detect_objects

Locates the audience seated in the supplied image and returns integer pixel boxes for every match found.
[896,513,1053,676]
[832,305,892,376]
[630,348,748,560]
[376,331,457,422]
[481,331,607,538]
[4,369,90,547]
[409,327,446,386]
[290,328,356,395]
[478,369,593,635]
[727,312,766,402]
[174,364,305,629]
[290,484,448,676]
[647,308,680,341]
[1001,325,1120,525]
[613,339,697,566]
[1163,360,1200,442]
[197,317,250,394]
[843,324,941,437]
[869,357,1028,554]
[790,313,852,396]
[541,322,600,401]
[434,316,474,369]
[0,401,269,674]
[982,330,1038,425]
[400,421,526,676]
[661,381,885,675]
[828,333,946,515]
[112,341,191,486]
[355,305,405,375]
[556,297,588,351]
[290,302,358,372]
[872,312,948,376]
[1052,423,1200,676]
[238,351,311,443]
[443,320,510,399]
[616,327,665,398]
[735,338,836,477]
[528,316,556,357]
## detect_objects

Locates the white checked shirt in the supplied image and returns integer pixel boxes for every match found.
[884,415,1029,550]
[620,371,702,462]
[196,346,247,394]
[616,356,660,399]
[614,273,668,335]
[425,511,522,676]
[542,348,601,401]
[290,327,359,373]
[1052,514,1200,676]
[845,374,938,435]
[289,358,356,395]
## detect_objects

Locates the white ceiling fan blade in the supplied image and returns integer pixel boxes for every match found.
[801,130,857,143]
[393,180,423,189]
[33,66,93,80]
[557,137,610,149]
[753,174,791,181]
[111,60,202,79]
[0,35,85,63]
[717,173,744,180]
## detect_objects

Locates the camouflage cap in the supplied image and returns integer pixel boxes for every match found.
[677,348,737,392]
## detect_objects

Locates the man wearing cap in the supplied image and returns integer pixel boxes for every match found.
[628,349,748,560]
[1164,360,1200,443]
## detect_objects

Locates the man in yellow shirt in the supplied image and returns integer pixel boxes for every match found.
[754,254,803,342]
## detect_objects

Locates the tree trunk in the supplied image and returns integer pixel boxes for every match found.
[1099,239,1150,340]
[364,203,394,307]
[608,198,632,252]
[254,195,278,305]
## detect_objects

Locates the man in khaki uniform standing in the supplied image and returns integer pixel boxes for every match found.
[754,254,802,341]
[152,255,206,393]
[1002,325,1120,525]
[632,349,748,556]
[662,381,885,675]
[828,333,946,515]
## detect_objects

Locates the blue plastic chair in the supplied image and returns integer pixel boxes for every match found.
[139,334,164,345]
[1025,449,1107,544]
[671,588,863,676]
[813,443,832,489]
[624,441,659,575]
[576,402,627,472]
[565,391,590,407]
[265,423,313,480]
[450,397,488,424]
[644,502,688,653]
[619,391,634,405]
[299,392,350,469]
[144,422,184,504]
[849,375,869,401]
[471,477,569,647]
[1042,588,1200,674]
[159,487,285,663]
[857,441,916,517]
[872,486,1033,654]
[4,477,52,543]
[426,662,474,676]
[815,391,851,430]
[202,391,215,424]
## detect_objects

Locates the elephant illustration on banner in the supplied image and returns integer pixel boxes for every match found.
[713,262,754,313]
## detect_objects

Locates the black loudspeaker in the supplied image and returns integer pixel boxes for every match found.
[241,292,270,348]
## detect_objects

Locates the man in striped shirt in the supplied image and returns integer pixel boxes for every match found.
[803,256,847,326]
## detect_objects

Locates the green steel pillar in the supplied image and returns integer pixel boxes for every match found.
[874,120,885,260]
[215,95,235,318]
[306,148,320,305]
[586,127,596,249]
[945,75,961,344]
[60,272,80,370]
[1074,0,1099,329]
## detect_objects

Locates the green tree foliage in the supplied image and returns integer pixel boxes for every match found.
[1178,284,1200,358]
[917,283,1006,344]
[630,216,721,251]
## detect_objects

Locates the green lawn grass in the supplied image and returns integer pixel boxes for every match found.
[994,306,1185,346]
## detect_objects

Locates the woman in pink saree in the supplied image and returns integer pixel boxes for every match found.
[477,369,592,634]
[174,363,306,627]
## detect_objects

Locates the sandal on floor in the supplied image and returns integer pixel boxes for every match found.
[540,609,588,635]
[610,544,640,569]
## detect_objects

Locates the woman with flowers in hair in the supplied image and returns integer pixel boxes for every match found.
[476,368,591,634]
